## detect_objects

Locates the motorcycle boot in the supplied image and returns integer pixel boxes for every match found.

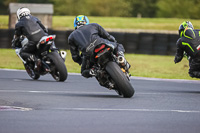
[27,55,41,71]
[189,71,200,78]
[82,68,96,78]
[34,58,42,72]
[89,65,99,77]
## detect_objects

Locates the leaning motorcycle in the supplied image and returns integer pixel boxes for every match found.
[86,42,135,98]
[14,35,68,81]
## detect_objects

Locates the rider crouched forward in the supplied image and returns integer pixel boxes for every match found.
[12,7,48,70]
[174,21,200,78]
[68,15,130,78]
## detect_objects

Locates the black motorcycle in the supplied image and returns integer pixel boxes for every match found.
[87,43,135,98]
[15,35,68,81]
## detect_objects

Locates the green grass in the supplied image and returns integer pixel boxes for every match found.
[0,15,9,29]
[52,16,200,31]
[0,49,196,80]
[1,15,200,31]
[126,54,190,79]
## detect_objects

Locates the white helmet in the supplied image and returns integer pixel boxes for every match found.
[17,7,30,20]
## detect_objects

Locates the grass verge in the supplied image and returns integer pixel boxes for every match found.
[0,49,196,80]
[1,15,200,32]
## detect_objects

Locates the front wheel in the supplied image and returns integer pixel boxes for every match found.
[47,52,68,81]
[105,61,134,98]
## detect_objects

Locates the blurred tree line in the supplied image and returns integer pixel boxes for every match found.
[1,0,200,19]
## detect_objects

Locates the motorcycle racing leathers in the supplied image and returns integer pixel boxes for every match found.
[68,23,125,78]
[13,15,48,63]
[174,28,200,78]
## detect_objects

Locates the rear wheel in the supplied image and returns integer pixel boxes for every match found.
[47,51,68,81]
[105,61,134,98]
[24,64,40,80]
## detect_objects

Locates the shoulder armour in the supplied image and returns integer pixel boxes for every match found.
[183,28,196,39]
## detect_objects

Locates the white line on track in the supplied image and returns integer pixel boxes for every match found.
[0,90,112,95]
[0,90,198,96]
[1,105,199,113]
[50,107,200,113]
[0,106,32,111]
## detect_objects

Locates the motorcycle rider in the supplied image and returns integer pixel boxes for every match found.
[68,15,130,78]
[12,7,48,70]
[174,21,200,78]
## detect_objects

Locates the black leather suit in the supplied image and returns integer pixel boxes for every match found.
[68,23,125,78]
[174,28,200,78]
[14,15,48,61]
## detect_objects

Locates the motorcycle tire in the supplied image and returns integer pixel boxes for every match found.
[24,64,40,80]
[47,51,68,81]
[105,61,134,98]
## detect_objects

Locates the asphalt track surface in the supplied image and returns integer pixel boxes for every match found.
[0,69,200,133]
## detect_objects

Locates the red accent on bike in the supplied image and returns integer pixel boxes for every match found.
[107,48,110,51]
[100,50,104,53]
[49,36,53,40]
[95,44,105,53]
[46,37,49,42]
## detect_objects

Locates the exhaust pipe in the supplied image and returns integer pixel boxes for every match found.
[117,56,130,69]
[118,56,125,65]
[60,51,67,61]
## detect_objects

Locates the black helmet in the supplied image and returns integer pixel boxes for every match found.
[179,21,194,37]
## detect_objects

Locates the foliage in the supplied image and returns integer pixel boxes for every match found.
[51,0,131,17]
[87,0,131,17]
[127,0,158,18]
[156,0,200,19]
[1,0,200,19]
